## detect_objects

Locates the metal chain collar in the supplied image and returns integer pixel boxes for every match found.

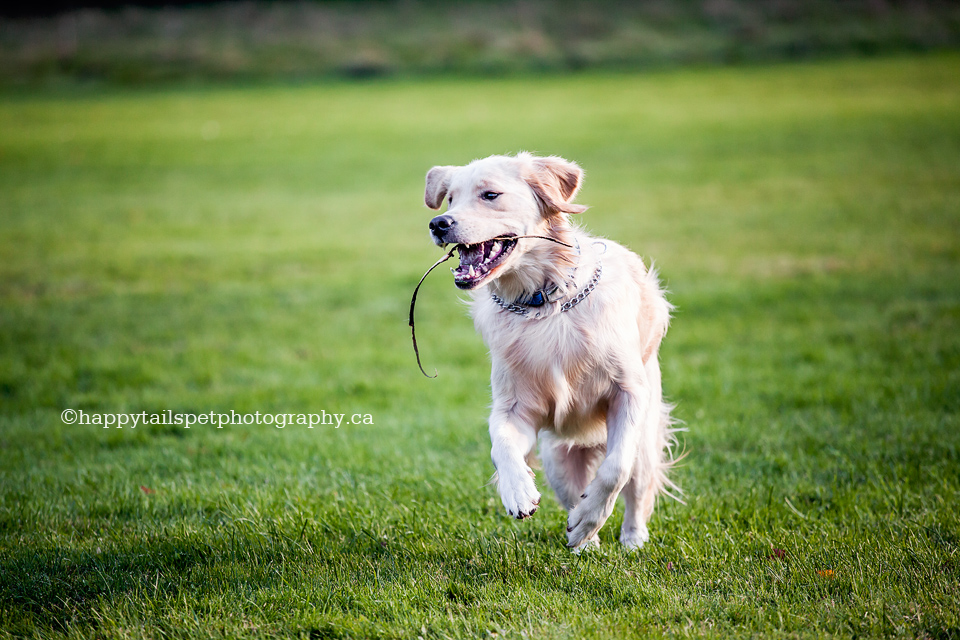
[490,261,603,319]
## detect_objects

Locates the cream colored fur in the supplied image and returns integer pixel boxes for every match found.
[424,152,678,551]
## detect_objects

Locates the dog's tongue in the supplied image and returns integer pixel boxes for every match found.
[458,243,486,266]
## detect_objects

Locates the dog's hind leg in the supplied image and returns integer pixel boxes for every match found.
[619,452,657,550]
[620,360,668,550]
[540,432,605,511]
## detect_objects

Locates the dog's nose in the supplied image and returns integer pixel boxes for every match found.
[429,215,455,235]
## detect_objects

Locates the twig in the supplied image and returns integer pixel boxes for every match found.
[409,244,458,377]
[491,234,574,248]
[409,234,574,377]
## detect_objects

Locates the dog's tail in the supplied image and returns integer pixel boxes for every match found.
[655,400,687,504]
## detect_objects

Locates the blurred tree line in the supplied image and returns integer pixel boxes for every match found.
[1,0,958,86]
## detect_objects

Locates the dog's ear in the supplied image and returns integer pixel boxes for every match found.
[425,165,456,210]
[526,155,588,216]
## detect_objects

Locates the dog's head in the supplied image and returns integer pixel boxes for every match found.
[424,153,587,290]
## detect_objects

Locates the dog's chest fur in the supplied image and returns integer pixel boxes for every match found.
[471,241,646,445]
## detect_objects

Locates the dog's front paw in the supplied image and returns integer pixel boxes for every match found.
[498,468,541,520]
[570,534,600,554]
[566,491,615,548]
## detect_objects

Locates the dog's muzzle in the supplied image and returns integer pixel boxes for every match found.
[428,214,518,289]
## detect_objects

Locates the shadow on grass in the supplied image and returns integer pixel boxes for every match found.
[0,538,211,633]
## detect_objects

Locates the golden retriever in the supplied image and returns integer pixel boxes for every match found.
[424,152,678,550]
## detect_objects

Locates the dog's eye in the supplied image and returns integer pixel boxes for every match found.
[481,191,501,201]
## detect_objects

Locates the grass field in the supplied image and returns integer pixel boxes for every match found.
[1,54,959,638]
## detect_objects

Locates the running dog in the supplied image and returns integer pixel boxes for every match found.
[424,152,678,550]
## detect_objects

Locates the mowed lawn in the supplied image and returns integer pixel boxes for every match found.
[1,54,958,639]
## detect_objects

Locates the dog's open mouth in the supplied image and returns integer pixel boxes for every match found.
[452,237,517,289]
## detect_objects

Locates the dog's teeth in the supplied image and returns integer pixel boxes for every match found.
[468,265,476,278]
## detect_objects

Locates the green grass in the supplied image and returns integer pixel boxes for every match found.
[1,53,959,638]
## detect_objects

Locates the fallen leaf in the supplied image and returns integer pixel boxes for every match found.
[817,569,835,578]
[139,485,155,494]
[769,548,787,560]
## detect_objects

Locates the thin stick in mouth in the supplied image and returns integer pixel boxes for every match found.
[409,244,458,378]
[409,234,574,378]
[490,234,574,248]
